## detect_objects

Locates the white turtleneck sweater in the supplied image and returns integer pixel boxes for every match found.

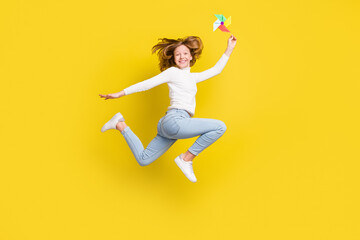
[123,53,230,117]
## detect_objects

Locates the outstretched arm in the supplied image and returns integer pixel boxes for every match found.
[99,67,173,100]
[193,35,237,83]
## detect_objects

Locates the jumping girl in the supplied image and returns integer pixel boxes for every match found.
[99,34,237,182]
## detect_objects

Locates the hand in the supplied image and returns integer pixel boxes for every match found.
[99,91,124,100]
[227,34,237,50]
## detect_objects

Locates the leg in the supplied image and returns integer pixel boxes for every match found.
[182,151,196,162]
[170,118,227,157]
[116,121,128,132]
[117,122,177,166]
[175,118,225,181]
[159,110,226,183]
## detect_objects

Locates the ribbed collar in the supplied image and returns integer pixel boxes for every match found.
[175,66,191,73]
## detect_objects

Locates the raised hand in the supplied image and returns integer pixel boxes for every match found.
[225,34,237,56]
[227,34,237,50]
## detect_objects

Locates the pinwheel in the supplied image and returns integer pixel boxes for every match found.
[213,14,231,32]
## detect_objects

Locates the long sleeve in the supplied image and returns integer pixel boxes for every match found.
[192,53,230,83]
[123,67,173,95]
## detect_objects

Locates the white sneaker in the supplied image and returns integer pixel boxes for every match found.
[175,154,197,182]
[101,112,125,132]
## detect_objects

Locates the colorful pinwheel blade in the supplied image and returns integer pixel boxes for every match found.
[213,19,221,31]
[224,16,231,27]
[214,14,226,22]
[218,24,230,32]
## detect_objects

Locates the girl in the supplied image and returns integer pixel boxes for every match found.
[99,35,237,182]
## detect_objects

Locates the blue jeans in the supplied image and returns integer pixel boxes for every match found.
[121,108,227,166]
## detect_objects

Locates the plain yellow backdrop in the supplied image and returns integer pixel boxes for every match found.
[1,0,359,239]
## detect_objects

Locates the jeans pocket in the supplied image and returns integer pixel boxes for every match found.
[161,116,180,136]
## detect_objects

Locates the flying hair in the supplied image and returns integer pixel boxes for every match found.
[152,36,204,72]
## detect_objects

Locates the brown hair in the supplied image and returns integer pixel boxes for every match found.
[152,36,204,72]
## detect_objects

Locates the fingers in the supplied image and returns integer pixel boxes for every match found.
[99,94,109,100]
[229,34,236,41]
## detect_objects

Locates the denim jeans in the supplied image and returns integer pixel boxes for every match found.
[121,108,227,166]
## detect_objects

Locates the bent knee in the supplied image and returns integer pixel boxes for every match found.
[137,155,156,167]
[138,162,148,167]
[138,159,153,167]
[217,121,227,134]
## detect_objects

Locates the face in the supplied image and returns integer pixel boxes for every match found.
[174,44,193,69]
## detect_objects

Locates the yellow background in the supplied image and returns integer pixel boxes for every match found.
[1,0,359,239]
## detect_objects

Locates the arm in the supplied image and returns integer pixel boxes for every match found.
[99,68,173,100]
[193,35,237,83]
[193,53,230,83]
[123,67,172,95]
